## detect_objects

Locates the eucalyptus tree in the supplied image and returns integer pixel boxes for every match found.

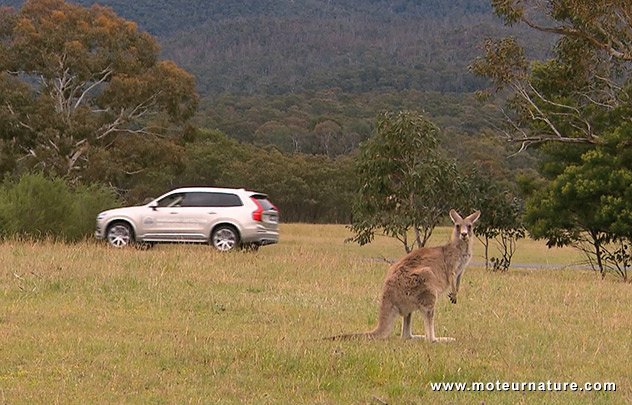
[350,110,467,253]
[0,0,198,179]
[471,0,632,150]
[471,0,632,281]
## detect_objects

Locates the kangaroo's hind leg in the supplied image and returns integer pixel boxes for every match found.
[401,313,425,340]
[367,300,399,339]
[420,305,455,343]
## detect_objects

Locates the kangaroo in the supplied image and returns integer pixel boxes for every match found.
[330,209,481,342]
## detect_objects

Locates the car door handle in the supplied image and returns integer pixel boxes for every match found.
[170,212,179,214]
[208,212,217,215]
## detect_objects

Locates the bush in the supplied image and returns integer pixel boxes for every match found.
[0,173,120,241]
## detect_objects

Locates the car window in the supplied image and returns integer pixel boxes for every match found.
[251,194,277,211]
[180,192,243,207]
[214,193,243,207]
[156,193,184,207]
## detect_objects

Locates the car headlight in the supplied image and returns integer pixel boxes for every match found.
[97,211,108,220]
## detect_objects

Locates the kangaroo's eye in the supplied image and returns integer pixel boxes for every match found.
[456,224,461,230]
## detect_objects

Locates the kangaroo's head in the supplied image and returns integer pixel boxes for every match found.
[449,209,481,243]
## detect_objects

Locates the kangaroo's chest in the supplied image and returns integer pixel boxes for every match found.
[454,250,472,275]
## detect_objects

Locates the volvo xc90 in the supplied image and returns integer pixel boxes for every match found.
[95,187,279,251]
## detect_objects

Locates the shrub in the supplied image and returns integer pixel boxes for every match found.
[0,173,120,241]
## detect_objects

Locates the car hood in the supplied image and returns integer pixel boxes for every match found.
[99,205,148,218]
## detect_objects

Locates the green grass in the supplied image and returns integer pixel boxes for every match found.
[1,224,631,404]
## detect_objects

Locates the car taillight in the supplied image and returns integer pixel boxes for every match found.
[251,197,263,222]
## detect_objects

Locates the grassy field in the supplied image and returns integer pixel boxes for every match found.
[1,224,631,404]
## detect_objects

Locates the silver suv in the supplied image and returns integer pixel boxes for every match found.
[95,187,279,251]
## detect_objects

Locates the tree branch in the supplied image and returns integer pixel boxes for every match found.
[519,8,632,61]
[73,66,114,110]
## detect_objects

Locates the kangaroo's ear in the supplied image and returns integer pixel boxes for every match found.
[449,209,462,223]
[467,210,481,223]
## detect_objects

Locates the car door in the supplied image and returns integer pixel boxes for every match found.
[177,192,220,240]
[144,192,188,239]
[187,192,244,237]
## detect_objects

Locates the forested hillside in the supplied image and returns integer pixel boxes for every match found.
[1,0,548,223]
[64,1,548,94]
[4,0,548,151]
[6,0,547,97]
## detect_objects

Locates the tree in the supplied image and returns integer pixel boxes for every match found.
[313,119,342,158]
[491,0,632,61]
[350,110,468,253]
[525,128,632,281]
[471,0,632,281]
[470,0,632,151]
[0,0,198,179]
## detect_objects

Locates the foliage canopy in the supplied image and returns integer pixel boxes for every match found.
[351,110,468,253]
[525,127,632,280]
[472,0,632,281]
[472,0,632,150]
[0,0,198,180]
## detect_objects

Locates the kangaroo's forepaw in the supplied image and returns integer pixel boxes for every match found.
[448,293,457,304]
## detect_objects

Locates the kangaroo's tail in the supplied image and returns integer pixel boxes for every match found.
[325,302,398,341]
[324,332,377,341]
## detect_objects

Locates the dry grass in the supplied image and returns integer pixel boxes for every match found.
[1,224,630,404]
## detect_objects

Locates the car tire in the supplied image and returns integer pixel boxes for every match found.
[211,225,240,252]
[106,222,134,248]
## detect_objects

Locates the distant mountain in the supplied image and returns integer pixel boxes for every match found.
[5,0,547,98]
[6,1,497,37]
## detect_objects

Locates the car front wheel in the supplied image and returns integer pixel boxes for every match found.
[107,222,134,248]
[211,226,239,251]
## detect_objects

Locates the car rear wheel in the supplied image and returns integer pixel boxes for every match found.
[107,222,134,248]
[211,225,239,251]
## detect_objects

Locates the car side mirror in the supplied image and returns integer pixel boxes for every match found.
[149,203,158,211]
